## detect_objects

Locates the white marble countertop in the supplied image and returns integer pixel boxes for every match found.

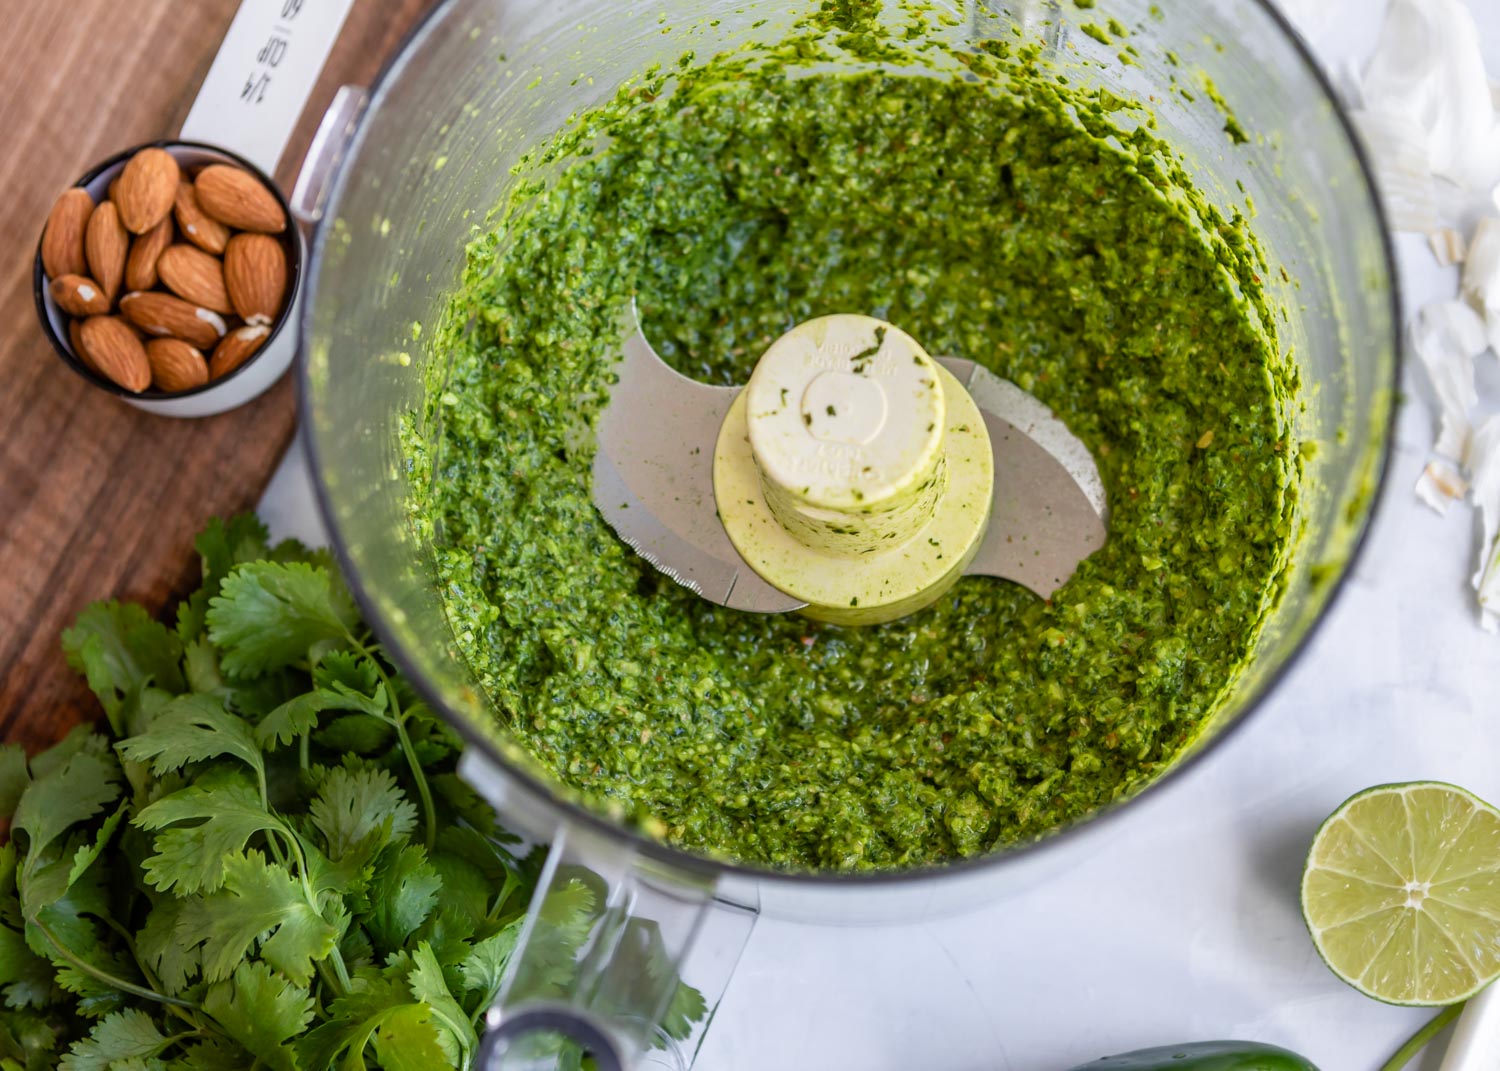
[257,2,1500,1067]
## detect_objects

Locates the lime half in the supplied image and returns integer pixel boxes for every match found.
[1302,782,1500,1005]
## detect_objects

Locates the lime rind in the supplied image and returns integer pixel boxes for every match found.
[1302,781,1500,1006]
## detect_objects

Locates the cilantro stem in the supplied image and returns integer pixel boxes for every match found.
[490,868,526,924]
[329,945,353,991]
[347,633,438,853]
[1378,1003,1464,1071]
[98,912,199,1026]
[392,716,439,853]
[32,919,198,1011]
[276,823,350,999]
[264,822,293,872]
[316,951,353,1002]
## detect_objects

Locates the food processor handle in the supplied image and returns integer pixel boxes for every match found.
[1439,985,1500,1071]
[458,754,760,1071]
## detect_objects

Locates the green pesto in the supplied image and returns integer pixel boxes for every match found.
[407,8,1297,871]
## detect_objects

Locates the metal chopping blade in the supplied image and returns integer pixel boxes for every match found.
[935,357,1109,599]
[591,316,1108,610]
[591,322,808,613]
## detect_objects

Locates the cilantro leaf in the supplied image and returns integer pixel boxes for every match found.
[255,689,376,751]
[64,802,126,890]
[269,539,335,572]
[588,918,709,1045]
[504,879,596,1002]
[119,687,175,746]
[49,935,133,1020]
[427,850,491,932]
[405,943,475,1064]
[364,846,442,958]
[57,1009,170,1071]
[324,683,387,720]
[294,972,409,1070]
[62,604,184,730]
[171,1037,246,1071]
[298,836,371,911]
[662,979,709,1044]
[28,726,109,782]
[434,827,519,893]
[180,514,275,649]
[0,1007,61,1070]
[11,751,120,873]
[134,900,198,997]
[371,1003,454,1071]
[196,516,272,595]
[0,749,28,820]
[313,652,379,697]
[310,765,416,862]
[181,638,223,695]
[174,596,209,651]
[115,696,262,784]
[430,775,511,840]
[207,563,357,678]
[0,927,56,1012]
[338,927,375,974]
[255,694,330,751]
[134,772,285,894]
[24,860,109,958]
[314,715,394,756]
[202,961,312,1071]
[538,879,597,948]
[458,923,521,1006]
[178,851,337,986]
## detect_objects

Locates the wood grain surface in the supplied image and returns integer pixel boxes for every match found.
[0,0,436,751]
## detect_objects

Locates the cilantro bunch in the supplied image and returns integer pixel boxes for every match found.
[0,516,700,1070]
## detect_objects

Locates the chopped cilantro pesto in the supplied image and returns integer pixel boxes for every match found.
[407,6,1295,871]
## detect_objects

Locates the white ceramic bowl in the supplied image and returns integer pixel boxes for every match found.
[33,141,303,419]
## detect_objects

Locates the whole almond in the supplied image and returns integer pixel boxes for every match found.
[49,275,111,317]
[145,338,209,393]
[210,324,271,379]
[173,181,230,255]
[41,188,93,279]
[223,234,288,325]
[120,291,228,350]
[194,165,286,233]
[84,201,128,303]
[157,244,233,314]
[115,147,180,234]
[124,216,174,292]
[78,316,151,392]
[68,319,92,368]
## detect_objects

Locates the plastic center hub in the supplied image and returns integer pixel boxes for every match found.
[746,315,944,513]
[799,371,888,446]
[715,314,995,625]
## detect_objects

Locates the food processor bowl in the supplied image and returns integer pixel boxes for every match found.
[298,0,1397,1064]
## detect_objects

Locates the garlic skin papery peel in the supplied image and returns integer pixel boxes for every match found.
[1352,0,1500,232]
[1372,0,1500,632]
[1416,459,1470,516]
[1410,300,1487,464]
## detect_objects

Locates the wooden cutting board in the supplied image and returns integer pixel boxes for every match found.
[0,0,435,751]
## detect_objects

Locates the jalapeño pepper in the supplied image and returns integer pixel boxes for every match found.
[1070,1041,1320,1070]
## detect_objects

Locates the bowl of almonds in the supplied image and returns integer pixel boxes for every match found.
[32,141,302,418]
